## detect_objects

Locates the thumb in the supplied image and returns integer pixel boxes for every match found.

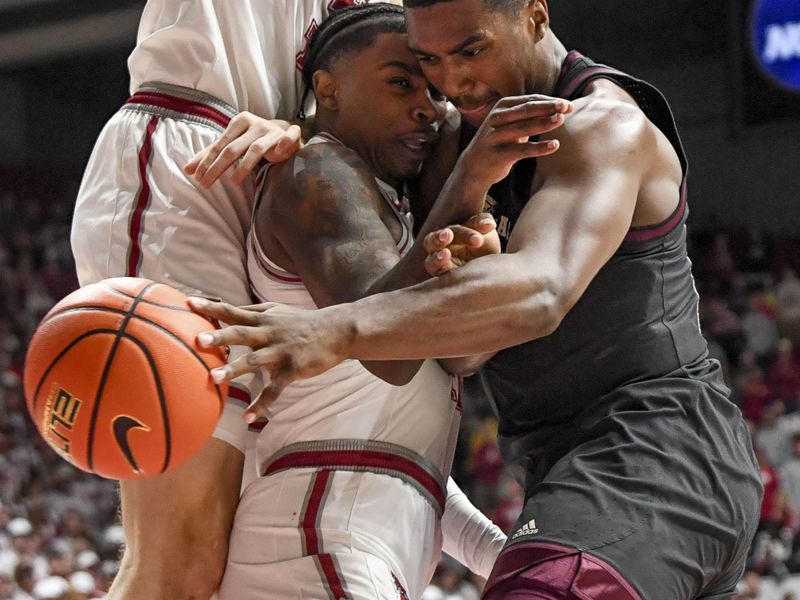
[465,213,497,234]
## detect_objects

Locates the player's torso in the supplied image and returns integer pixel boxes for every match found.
[247,136,460,480]
[129,0,365,118]
[473,52,710,468]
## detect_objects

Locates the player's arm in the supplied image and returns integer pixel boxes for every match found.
[262,142,423,385]
[191,97,591,412]
[441,477,507,579]
[184,112,303,187]
[331,101,657,357]
[408,103,462,231]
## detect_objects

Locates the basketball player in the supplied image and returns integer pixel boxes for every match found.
[71,1,568,597]
[70,1,372,598]
[191,0,765,598]
[214,5,570,598]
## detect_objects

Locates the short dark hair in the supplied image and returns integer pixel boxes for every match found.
[403,0,529,16]
[298,3,406,118]
[302,3,406,93]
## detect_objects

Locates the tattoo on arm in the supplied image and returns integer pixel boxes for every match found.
[259,142,423,384]
[265,143,405,308]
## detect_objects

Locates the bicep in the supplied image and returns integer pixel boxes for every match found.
[270,166,402,308]
[508,107,648,313]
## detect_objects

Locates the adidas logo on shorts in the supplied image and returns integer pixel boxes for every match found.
[511,519,539,540]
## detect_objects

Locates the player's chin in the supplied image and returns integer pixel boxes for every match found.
[396,150,431,179]
[394,160,425,182]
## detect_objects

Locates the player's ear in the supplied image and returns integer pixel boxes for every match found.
[525,0,549,41]
[313,70,339,111]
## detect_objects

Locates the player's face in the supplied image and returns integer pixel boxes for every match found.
[334,32,446,184]
[406,0,538,127]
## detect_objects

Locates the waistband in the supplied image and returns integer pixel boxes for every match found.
[123,82,237,131]
[263,439,448,516]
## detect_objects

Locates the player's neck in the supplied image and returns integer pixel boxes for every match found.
[529,34,568,97]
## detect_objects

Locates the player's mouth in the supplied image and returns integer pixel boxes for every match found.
[398,131,438,161]
[455,96,498,126]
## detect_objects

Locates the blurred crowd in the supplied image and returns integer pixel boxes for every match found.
[695,231,800,600]
[2,172,800,599]
[1,175,121,599]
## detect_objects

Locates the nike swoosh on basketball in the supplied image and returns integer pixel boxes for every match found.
[112,415,150,474]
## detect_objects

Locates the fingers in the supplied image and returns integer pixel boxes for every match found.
[518,138,560,159]
[229,125,303,185]
[423,228,455,255]
[479,97,570,148]
[425,247,457,277]
[189,297,264,325]
[197,131,264,188]
[244,376,291,423]
[198,324,271,354]
[492,95,573,119]
[229,128,286,186]
[184,120,248,176]
[463,213,497,235]
[487,138,560,163]
[185,115,253,184]
[185,114,302,188]
[484,113,566,147]
[448,225,490,249]
[209,348,294,423]
[238,302,284,312]
[423,216,495,256]
[264,124,302,163]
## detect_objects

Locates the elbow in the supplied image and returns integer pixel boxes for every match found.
[362,360,422,385]
[381,371,416,386]
[543,293,567,336]
[517,280,568,341]
[438,355,491,377]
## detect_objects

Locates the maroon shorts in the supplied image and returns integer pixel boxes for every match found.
[482,542,642,600]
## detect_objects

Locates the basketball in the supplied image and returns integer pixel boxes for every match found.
[22,277,229,480]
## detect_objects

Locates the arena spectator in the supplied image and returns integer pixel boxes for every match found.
[780,436,800,519]
[742,289,781,361]
[30,576,69,600]
[701,232,738,289]
[777,268,800,348]
[11,563,34,600]
[770,339,800,411]
[3,165,800,597]
[757,401,800,468]
[466,418,505,513]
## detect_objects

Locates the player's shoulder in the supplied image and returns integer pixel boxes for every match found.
[263,136,380,220]
[550,81,655,166]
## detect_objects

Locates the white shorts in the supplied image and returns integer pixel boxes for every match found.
[71,82,262,457]
[219,446,446,600]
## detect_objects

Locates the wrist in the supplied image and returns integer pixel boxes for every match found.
[321,304,359,359]
[436,163,490,225]
[452,159,491,195]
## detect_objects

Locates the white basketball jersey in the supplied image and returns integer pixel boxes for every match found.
[129,0,368,119]
[247,135,460,482]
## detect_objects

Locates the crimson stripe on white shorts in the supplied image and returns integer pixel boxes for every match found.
[264,439,447,516]
[299,471,351,599]
[227,384,251,407]
[316,553,350,600]
[126,115,159,277]
[124,82,236,132]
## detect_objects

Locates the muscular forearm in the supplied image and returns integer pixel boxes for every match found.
[367,162,489,295]
[326,250,561,361]
[359,164,490,382]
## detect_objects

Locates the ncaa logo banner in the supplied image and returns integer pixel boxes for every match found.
[751,0,800,92]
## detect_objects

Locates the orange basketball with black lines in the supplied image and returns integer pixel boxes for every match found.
[23,277,228,480]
